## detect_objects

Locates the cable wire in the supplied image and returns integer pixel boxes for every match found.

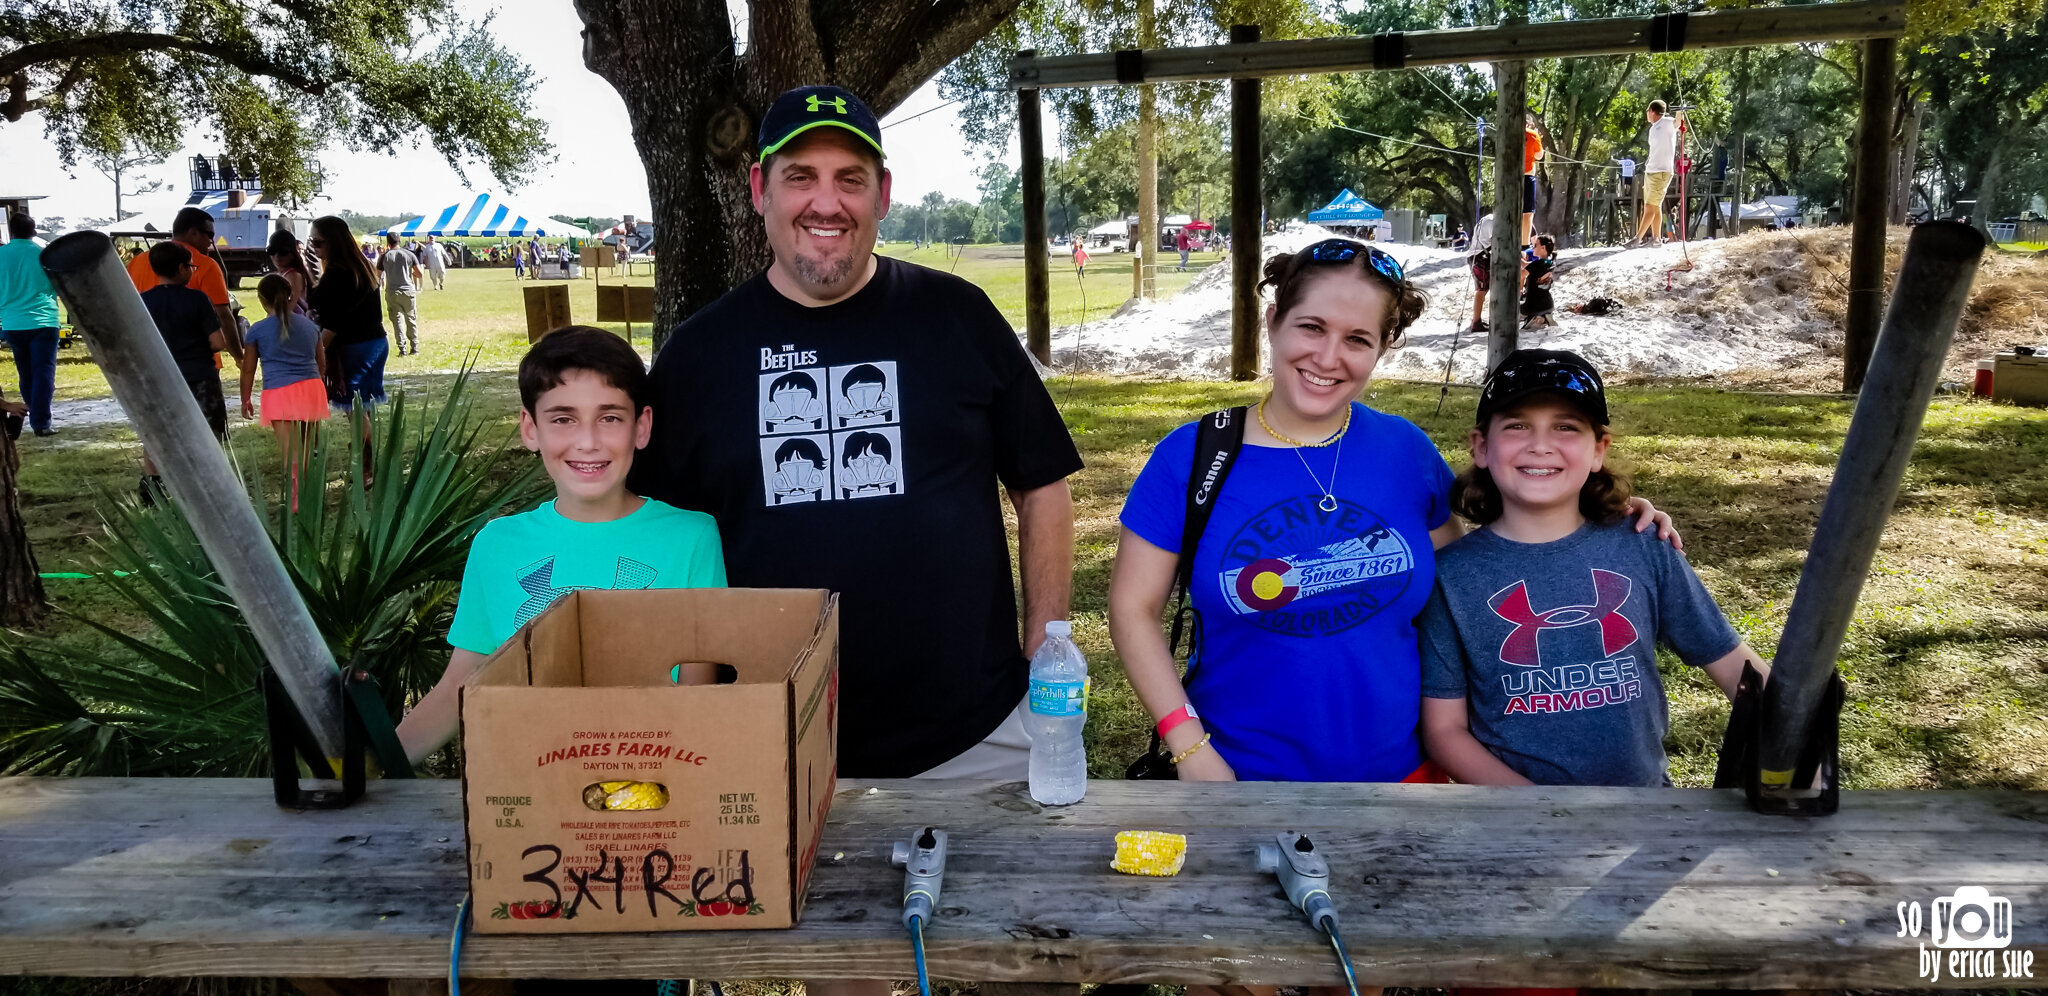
[910,913,932,996]
[448,894,471,996]
[1323,921,1364,996]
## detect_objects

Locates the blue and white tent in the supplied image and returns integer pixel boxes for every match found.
[379,193,593,238]
[1306,188,1384,225]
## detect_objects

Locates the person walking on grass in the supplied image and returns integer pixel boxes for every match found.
[127,207,240,360]
[137,242,227,503]
[1631,100,1684,247]
[0,211,61,437]
[511,242,526,280]
[308,216,389,485]
[1073,238,1089,278]
[421,235,448,290]
[240,275,328,509]
[378,233,422,356]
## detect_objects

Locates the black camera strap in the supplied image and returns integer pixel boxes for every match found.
[1128,407,1246,779]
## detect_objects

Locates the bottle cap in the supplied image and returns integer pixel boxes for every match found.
[1044,620,1072,638]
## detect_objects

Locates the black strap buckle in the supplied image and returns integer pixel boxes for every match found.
[1372,32,1406,70]
[1649,12,1690,52]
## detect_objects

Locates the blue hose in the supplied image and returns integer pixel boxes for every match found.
[449,894,471,996]
[910,913,931,996]
[1323,920,1363,996]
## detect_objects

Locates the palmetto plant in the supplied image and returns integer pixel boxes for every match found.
[0,370,546,776]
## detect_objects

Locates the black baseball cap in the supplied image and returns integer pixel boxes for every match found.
[758,86,885,160]
[1476,348,1609,426]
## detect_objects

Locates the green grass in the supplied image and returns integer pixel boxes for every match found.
[7,252,2046,792]
[881,242,1221,328]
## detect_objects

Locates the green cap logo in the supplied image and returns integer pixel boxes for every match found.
[807,94,849,115]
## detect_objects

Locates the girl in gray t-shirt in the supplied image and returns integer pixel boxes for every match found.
[1419,349,1765,787]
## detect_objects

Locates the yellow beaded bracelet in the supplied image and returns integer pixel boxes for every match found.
[1170,733,1214,765]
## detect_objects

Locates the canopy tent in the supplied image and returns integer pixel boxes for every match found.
[379,193,593,238]
[1182,219,1215,231]
[1087,219,1129,236]
[1306,188,1383,225]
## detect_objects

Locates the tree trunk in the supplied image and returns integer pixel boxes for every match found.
[0,419,49,628]
[574,0,1026,350]
[1888,92,1923,223]
[1972,141,2003,237]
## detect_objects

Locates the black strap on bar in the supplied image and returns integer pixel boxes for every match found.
[1114,49,1145,84]
[1372,32,1407,70]
[1712,662,1842,817]
[1649,12,1691,52]
[264,663,415,810]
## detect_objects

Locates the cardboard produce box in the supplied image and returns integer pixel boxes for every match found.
[461,588,839,933]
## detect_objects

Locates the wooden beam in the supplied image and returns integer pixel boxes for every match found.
[1230,24,1262,382]
[5,777,2046,986]
[1019,72,1052,366]
[1842,35,1897,392]
[1488,61,1526,371]
[1007,1,1905,89]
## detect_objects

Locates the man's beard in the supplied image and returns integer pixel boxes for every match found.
[792,248,857,288]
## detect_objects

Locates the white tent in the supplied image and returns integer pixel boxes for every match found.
[1087,219,1129,236]
[380,193,593,238]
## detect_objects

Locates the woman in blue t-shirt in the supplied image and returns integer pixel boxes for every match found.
[1108,238,1673,783]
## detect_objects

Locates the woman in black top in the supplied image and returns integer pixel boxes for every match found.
[306,215,389,409]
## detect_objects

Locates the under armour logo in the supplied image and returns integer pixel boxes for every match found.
[1488,569,1637,667]
[807,94,849,114]
[513,557,659,627]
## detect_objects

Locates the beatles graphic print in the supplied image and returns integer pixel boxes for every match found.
[1215,496,1416,636]
[757,345,905,506]
[1486,569,1646,715]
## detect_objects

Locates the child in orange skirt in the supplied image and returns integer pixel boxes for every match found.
[240,274,329,508]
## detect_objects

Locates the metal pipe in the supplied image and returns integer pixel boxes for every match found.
[40,231,346,761]
[1757,221,1987,782]
[1018,72,1052,366]
[1230,23,1263,382]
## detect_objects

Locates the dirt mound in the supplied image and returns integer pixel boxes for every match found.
[1041,224,2048,390]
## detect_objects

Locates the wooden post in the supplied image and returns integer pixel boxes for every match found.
[1137,0,1160,300]
[1842,35,1896,393]
[39,232,347,760]
[1019,69,1052,366]
[1488,59,1527,371]
[1230,24,1263,382]
[1758,221,1985,787]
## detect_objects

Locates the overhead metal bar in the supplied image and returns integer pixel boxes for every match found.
[1006,0,1904,88]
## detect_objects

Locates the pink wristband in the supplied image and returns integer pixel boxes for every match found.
[1156,703,1200,739]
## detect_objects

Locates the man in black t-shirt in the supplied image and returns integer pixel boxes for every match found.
[630,86,1083,789]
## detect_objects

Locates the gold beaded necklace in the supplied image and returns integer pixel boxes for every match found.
[1256,397,1352,448]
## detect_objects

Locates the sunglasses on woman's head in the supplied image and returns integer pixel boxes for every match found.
[1302,238,1405,283]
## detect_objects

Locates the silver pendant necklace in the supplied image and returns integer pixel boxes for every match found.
[1293,431,1344,512]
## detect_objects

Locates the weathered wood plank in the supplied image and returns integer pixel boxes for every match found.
[0,778,2042,988]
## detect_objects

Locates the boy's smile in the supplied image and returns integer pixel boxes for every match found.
[1471,396,1610,516]
[520,369,653,522]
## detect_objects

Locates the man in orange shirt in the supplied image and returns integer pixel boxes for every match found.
[127,207,241,361]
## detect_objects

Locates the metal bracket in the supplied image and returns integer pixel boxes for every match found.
[1114,49,1145,84]
[1372,32,1406,70]
[263,663,414,809]
[1649,12,1691,52]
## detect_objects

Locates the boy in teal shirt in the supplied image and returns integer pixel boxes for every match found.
[397,325,725,764]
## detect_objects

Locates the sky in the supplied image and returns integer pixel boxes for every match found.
[1,0,1045,227]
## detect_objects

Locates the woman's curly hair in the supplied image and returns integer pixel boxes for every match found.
[1260,241,1428,350]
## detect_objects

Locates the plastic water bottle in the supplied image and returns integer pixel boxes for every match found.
[1027,620,1089,805]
